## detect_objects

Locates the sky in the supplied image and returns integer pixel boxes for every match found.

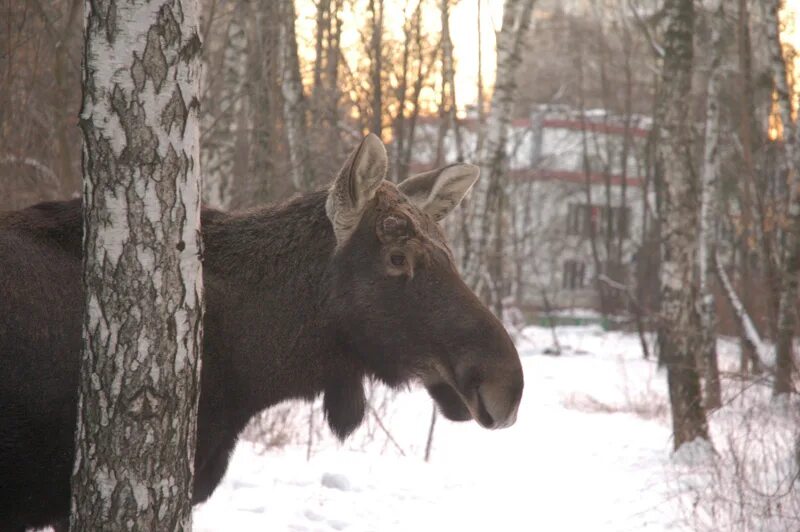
[294,0,501,111]
[447,0,503,109]
[783,1,800,64]
[295,0,800,113]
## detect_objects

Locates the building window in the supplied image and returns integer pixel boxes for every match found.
[566,203,629,239]
[563,260,586,290]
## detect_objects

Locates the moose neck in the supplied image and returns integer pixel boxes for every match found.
[202,190,345,417]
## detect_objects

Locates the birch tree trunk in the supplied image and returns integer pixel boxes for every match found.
[715,251,768,369]
[397,9,435,182]
[736,0,761,374]
[475,0,486,156]
[71,1,204,530]
[392,6,412,183]
[764,0,799,397]
[698,0,724,410]
[201,4,247,209]
[325,0,343,126]
[465,0,535,314]
[247,2,277,205]
[575,37,610,317]
[654,0,710,450]
[312,0,330,106]
[277,0,314,191]
[435,0,464,166]
[368,0,384,136]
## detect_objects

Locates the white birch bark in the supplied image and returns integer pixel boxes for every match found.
[369,0,384,136]
[654,0,709,449]
[698,0,724,409]
[464,0,535,313]
[715,251,770,368]
[476,0,486,155]
[436,0,465,165]
[71,1,203,529]
[763,0,799,396]
[277,0,315,191]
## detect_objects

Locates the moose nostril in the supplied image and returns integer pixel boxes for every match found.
[475,388,496,428]
[476,379,522,429]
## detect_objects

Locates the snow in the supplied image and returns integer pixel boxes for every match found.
[34,324,791,530]
[193,325,687,532]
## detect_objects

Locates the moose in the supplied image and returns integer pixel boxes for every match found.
[0,134,523,530]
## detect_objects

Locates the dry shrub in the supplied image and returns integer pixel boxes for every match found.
[562,390,669,421]
[242,380,406,457]
[243,401,310,451]
[670,390,800,532]
[562,358,669,422]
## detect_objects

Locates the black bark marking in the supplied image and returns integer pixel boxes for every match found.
[179,33,202,64]
[142,26,168,93]
[105,1,117,43]
[111,85,158,166]
[161,85,187,136]
[157,4,181,48]
[131,54,146,92]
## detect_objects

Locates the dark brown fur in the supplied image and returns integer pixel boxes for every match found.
[0,179,522,530]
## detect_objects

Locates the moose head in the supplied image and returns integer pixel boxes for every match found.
[321,134,524,437]
[0,134,527,529]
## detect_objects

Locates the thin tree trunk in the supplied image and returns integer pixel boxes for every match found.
[71,1,203,529]
[575,38,609,317]
[698,0,724,410]
[763,0,798,397]
[424,405,437,462]
[247,2,276,205]
[465,0,536,314]
[52,0,82,194]
[399,14,436,179]
[541,288,562,355]
[306,404,315,461]
[325,0,343,127]
[277,0,315,191]
[475,0,486,156]
[312,0,330,107]
[736,0,760,373]
[617,19,633,276]
[369,0,384,136]
[202,4,247,209]
[392,1,420,183]
[436,0,465,165]
[654,0,710,450]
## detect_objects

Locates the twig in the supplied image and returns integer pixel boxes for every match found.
[368,403,406,457]
[627,0,665,59]
[1,155,58,183]
[424,404,437,462]
[597,273,651,359]
[306,403,315,461]
[539,288,562,355]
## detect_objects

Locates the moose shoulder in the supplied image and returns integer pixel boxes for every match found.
[0,134,523,531]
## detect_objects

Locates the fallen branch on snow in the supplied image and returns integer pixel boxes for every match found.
[714,251,771,371]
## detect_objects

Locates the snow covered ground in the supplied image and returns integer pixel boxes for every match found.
[194,326,692,532]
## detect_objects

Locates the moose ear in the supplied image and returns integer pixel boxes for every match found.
[326,134,388,245]
[398,163,480,221]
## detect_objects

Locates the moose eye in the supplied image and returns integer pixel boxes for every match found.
[390,253,406,267]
